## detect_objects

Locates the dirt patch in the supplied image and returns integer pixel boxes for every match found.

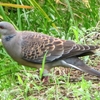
[54,62,100,82]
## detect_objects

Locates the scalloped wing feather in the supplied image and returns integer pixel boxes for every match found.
[21,32,64,63]
[21,32,99,63]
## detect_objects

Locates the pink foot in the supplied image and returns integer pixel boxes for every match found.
[41,76,49,83]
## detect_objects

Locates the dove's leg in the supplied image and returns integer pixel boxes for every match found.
[46,57,100,77]
[41,73,49,83]
[41,66,51,83]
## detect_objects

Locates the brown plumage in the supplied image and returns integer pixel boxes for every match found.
[0,21,100,79]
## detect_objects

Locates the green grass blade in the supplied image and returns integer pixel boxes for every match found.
[17,0,22,30]
[65,0,75,25]
[28,0,58,30]
[0,6,8,21]
[39,51,48,79]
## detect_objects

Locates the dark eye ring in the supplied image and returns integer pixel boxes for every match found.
[0,26,4,29]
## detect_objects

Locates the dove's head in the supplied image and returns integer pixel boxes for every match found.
[0,21,16,36]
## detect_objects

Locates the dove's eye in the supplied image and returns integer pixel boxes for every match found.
[0,26,4,29]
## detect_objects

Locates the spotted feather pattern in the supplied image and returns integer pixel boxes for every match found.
[21,32,64,63]
[21,31,99,63]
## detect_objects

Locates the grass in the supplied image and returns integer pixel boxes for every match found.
[0,0,100,99]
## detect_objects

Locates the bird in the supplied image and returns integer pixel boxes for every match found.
[0,21,100,81]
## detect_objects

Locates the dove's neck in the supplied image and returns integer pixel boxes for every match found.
[4,34,16,42]
[2,32,22,60]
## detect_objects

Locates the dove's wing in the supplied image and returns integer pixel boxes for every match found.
[21,32,64,63]
[61,40,99,58]
[21,32,99,64]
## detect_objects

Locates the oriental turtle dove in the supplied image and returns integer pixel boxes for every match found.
[0,21,100,78]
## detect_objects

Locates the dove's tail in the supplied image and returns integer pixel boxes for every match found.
[63,57,100,77]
